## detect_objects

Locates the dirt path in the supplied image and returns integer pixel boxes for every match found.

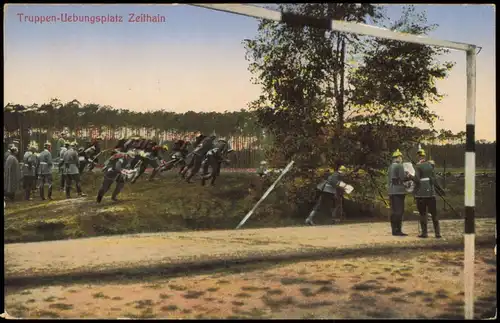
[4,248,496,319]
[5,219,495,280]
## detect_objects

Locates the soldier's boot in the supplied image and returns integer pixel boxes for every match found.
[111,182,124,202]
[148,168,159,181]
[185,171,195,183]
[39,183,45,200]
[210,176,216,186]
[305,211,317,226]
[390,218,398,235]
[433,220,442,238]
[76,182,86,197]
[25,189,32,201]
[96,193,104,204]
[60,174,65,191]
[418,218,428,238]
[332,206,340,224]
[47,185,53,200]
[65,186,71,199]
[397,223,408,236]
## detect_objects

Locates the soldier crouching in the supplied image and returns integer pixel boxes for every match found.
[97,152,133,203]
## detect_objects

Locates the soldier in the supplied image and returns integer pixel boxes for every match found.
[4,145,20,201]
[38,141,54,200]
[87,137,102,158]
[58,140,70,191]
[408,149,442,238]
[200,139,233,186]
[22,142,39,201]
[63,141,86,198]
[77,147,89,174]
[388,149,409,236]
[179,132,207,176]
[97,151,134,203]
[130,143,166,183]
[256,161,270,178]
[305,165,348,226]
[182,135,216,183]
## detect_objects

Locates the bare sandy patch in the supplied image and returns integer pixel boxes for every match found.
[5,248,496,319]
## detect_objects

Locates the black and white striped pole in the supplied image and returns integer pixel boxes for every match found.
[464,48,476,320]
[187,4,479,319]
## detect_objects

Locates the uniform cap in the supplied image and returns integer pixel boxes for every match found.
[392,149,403,158]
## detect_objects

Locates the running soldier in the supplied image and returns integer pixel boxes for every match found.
[305,165,348,226]
[97,151,134,203]
[179,132,207,176]
[130,142,166,183]
[63,141,86,198]
[22,142,39,201]
[38,141,54,200]
[160,139,191,174]
[182,134,216,183]
[200,139,233,186]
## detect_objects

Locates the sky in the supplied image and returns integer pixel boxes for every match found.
[4,4,496,141]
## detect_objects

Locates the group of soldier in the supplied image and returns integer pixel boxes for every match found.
[5,132,443,238]
[300,148,442,238]
[4,136,103,202]
[4,131,234,205]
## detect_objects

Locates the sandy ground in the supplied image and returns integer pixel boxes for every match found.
[5,219,495,279]
[4,248,496,319]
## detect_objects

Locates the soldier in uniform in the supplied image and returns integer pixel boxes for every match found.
[387,149,409,236]
[63,141,86,198]
[256,161,270,178]
[4,145,20,201]
[179,132,207,176]
[305,165,348,226]
[97,151,134,203]
[130,143,166,183]
[22,142,39,201]
[58,140,70,191]
[182,135,216,183]
[37,141,54,200]
[408,149,442,238]
[200,139,233,186]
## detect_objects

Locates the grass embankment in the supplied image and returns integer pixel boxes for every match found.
[4,170,496,244]
[4,247,496,319]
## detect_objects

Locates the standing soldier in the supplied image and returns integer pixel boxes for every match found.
[63,141,86,198]
[388,149,409,236]
[38,141,54,200]
[305,165,349,226]
[408,149,442,238]
[4,145,20,202]
[58,140,69,191]
[97,151,133,203]
[22,142,39,201]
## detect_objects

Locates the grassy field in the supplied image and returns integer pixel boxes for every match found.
[4,169,496,244]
